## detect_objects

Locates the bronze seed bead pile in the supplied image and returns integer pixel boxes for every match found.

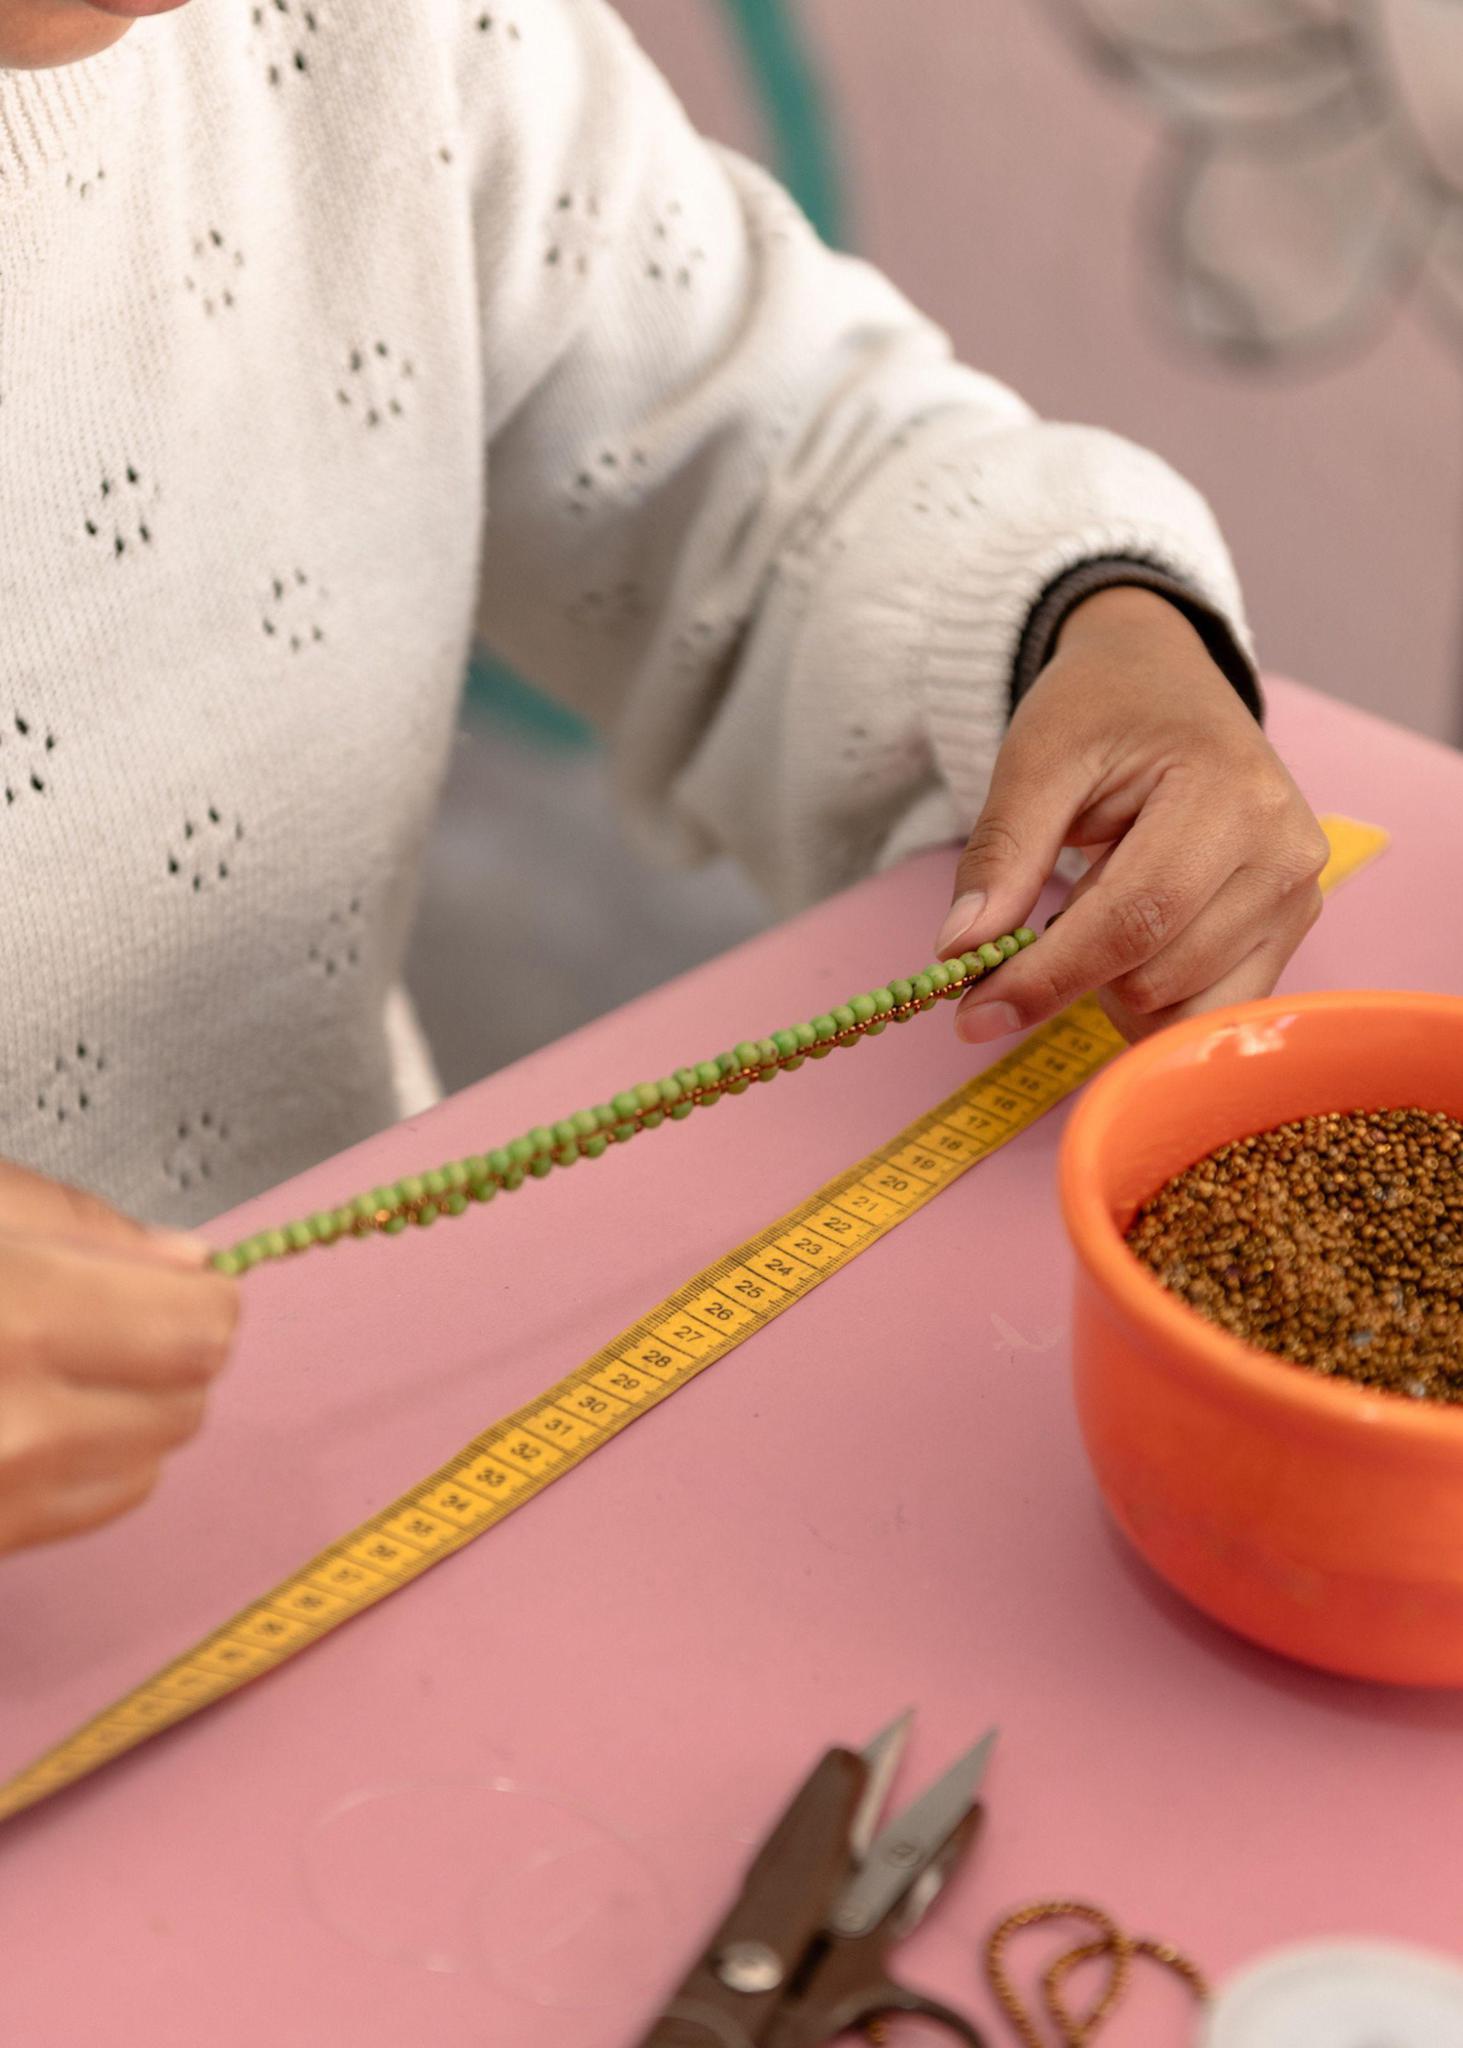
[209,930,1039,1277]
[1127,1108,1463,1403]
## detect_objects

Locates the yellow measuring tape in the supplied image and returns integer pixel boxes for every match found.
[0,817,1387,1825]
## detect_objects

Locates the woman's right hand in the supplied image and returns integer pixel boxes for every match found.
[0,1162,239,1557]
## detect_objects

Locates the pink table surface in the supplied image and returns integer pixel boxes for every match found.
[3,679,1463,2046]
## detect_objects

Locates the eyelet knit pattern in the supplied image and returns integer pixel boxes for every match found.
[0,0,1246,1228]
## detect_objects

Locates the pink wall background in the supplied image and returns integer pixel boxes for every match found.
[616,0,1463,746]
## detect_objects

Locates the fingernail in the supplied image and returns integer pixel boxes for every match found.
[147,1229,214,1268]
[955,1000,1020,1046]
[936,891,986,957]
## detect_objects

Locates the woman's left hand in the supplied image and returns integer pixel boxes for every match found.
[935,585,1330,1044]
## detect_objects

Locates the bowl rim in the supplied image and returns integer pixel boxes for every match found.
[1058,987,1463,1446]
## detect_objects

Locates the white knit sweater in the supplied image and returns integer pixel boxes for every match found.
[0,0,1246,1227]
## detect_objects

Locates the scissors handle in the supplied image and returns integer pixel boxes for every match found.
[766,1934,989,2048]
[861,1982,989,2047]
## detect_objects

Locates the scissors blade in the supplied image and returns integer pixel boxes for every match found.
[850,1710,914,1860]
[828,1727,997,1940]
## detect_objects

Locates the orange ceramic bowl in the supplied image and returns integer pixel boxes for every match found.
[1059,989,1463,1686]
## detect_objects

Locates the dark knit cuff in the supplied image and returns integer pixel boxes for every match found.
[1011,557,1264,724]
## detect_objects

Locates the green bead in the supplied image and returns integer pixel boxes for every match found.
[754,1062,778,1085]
[928,963,952,991]
[674,1067,701,1094]
[592,1105,618,1132]
[469,1177,497,1203]
[732,1040,759,1070]
[501,1167,525,1191]
[1015,927,1037,948]
[414,1202,439,1226]
[487,1147,513,1176]
[423,1168,449,1198]
[808,1041,834,1059]
[263,1228,290,1259]
[641,1108,665,1130]
[383,1214,409,1235]
[212,1249,244,1277]
[658,1076,684,1106]
[612,1121,637,1144]
[309,1209,337,1241]
[912,973,935,999]
[865,1018,887,1036]
[635,1082,662,1112]
[553,1145,578,1167]
[890,979,914,1004]
[553,1118,579,1147]
[573,1108,600,1138]
[977,942,1003,969]
[528,1124,555,1154]
[960,951,985,977]
[529,1156,554,1178]
[239,1235,271,1267]
[286,1220,313,1252]
[334,1207,358,1237]
[612,1090,641,1119]
[773,1028,800,1057]
[445,1160,472,1190]
[871,988,895,1015]
[998,933,1021,959]
[394,1175,423,1204]
[812,1014,837,1040]
[724,1075,751,1094]
[781,1053,806,1071]
[583,1133,609,1156]
[794,1021,818,1049]
[831,1004,856,1030]
[509,1135,537,1167]
[352,1193,379,1223]
[443,1192,469,1216]
[696,1061,721,1089]
[696,1086,722,1106]
[669,1100,696,1120]
[850,994,878,1022]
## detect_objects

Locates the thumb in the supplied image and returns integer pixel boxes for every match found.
[0,1159,211,1269]
[934,730,1087,958]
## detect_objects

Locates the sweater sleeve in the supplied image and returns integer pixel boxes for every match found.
[466,0,1251,912]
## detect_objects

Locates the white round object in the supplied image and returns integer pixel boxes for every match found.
[1203,1940,1463,2048]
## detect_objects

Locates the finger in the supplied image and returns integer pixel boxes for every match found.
[0,1376,204,1554]
[0,1464,163,1556]
[0,1160,212,1270]
[1043,842,1115,928]
[935,724,1092,958]
[1106,869,1323,1021]
[0,1237,239,1392]
[0,1375,208,1483]
[1100,927,1303,1043]
[953,788,1232,1042]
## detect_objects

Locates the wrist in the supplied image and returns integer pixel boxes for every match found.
[1054,583,1201,657]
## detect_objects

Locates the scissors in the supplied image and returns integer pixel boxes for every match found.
[635,1711,994,2046]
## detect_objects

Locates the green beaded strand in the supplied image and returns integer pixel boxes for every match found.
[209,928,1038,1275]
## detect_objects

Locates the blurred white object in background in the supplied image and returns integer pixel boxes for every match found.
[1062,0,1463,363]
